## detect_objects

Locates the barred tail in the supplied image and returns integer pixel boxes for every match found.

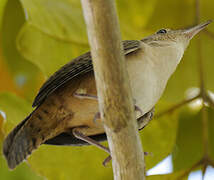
[3,102,71,169]
[2,111,39,169]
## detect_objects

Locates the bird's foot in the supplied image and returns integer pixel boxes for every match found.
[72,128,110,154]
[102,151,151,167]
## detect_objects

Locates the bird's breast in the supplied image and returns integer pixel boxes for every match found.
[126,47,177,116]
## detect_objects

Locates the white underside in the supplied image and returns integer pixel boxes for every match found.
[126,41,184,116]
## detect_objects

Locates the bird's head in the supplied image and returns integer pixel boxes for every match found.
[142,20,212,50]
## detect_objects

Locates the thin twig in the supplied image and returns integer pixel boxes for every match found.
[195,0,200,24]
[208,159,214,167]
[155,95,200,118]
[201,105,210,157]
[201,164,207,180]
[176,159,202,180]
[195,0,210,168]
[195,0,206,94]
[197,37,206,94]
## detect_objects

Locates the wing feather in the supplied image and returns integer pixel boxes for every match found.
[32,40,141,107]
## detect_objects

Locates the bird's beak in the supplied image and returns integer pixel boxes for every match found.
[183,20,212,39]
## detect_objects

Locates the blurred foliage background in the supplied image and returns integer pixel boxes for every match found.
[0,0,214,179]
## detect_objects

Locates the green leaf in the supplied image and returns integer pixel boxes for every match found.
[172,108,203,171]
[0,0,7,29]
[0,92,32,132]
[162,40,199,102]
[29,145,113,180]
[141,102,178,169]
[147,0,195,30]
[201,34,214,92]
[0,156,42,180]
[17,23,88,77]
[1,0,41,100]
[19,0,87,44]
[117,0,157,39]
[207,107,214,160]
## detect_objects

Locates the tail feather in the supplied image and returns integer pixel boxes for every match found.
[3,112,36,169]
[3,105,68,169]
[6,126,34,169]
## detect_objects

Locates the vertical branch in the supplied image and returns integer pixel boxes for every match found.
[195,0,200,24]
[195,0,205,93]
[195,0,210,164]
[81,0,145,180]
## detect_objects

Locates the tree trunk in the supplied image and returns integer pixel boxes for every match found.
[81,0,145,179]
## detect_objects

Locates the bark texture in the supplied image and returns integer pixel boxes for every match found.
[81,0,145,179]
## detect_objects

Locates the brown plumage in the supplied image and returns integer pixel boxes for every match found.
[3,40,153,169]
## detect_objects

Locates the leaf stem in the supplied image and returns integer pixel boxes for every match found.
[195,0,211,170]
[176,159,202,180]
[155,95,200,118]
[201,106,209,156]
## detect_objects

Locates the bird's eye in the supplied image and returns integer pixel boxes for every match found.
[157,29,167,34]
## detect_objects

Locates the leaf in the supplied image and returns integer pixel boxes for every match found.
[0,155,42,180]
[141,101,178,169]
[17,23,88,77]
[0,114,4,140]
[0,53,18,94]
[207,107,214,160]
[0,92,32,132]
[118,0,157,39]
[19,0,87,44]
[172,108,203,171]
[201,33,214,92]
[1,0,42,101]
[29,145,113,180]
[0,0,7,29]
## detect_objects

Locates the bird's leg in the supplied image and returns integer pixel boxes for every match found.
[72,128,110,154]
[72,107,154,167]
[72,127,112,166]
[103,155,112,166]
[74,92,143,117]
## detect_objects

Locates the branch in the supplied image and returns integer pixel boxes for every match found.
[80,0,145,179]
[176,159,202,180]
[155,95,200,118]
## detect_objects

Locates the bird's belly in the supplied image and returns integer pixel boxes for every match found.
[127,60,166,116]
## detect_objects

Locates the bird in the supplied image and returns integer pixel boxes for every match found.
[3,20,211,170]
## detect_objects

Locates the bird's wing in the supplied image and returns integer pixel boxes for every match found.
[32,40,141,107]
